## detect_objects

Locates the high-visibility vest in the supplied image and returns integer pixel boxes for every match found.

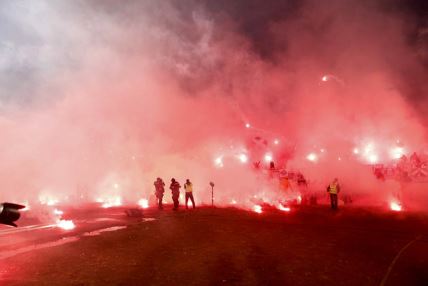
[185,183,193,193]
[329,183,338,194]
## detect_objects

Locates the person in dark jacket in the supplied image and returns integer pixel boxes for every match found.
[170,178,181,210]
[154,177,165,209]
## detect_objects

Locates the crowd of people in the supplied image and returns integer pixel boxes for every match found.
[153,177,196,211]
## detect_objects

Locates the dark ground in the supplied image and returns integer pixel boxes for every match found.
[1,206,428,286]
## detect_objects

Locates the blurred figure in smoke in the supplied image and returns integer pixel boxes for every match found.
[297,173,309,204]
[279,173,291,193]
[170,178,181,211]
[269,161,276,179]
[326,178,341,210]
[410,152,421,167]
[154,177,165,210]
[184,179,196,209]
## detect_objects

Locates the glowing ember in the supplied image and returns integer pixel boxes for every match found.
[278,204,291,212]
[245,123,251,128]
[321,75,329,81]
[53,209,64,215]
[238,153,248,163]
[273,139,280,145]
[230,199,237,205]
[56,219,75,230]
[297,195,302,204]
[264,153,273,162]
[138,198,149,209]
[390,201,402,212]
[306,153,317,162]
[253,205,262,214]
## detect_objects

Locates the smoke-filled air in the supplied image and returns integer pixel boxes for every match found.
[1,0,428,214]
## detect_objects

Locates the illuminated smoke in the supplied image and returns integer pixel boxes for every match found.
[0,0,427,213]
[99,197,122,209]
[53,209,64,215]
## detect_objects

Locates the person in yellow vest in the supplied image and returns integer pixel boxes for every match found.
[326,178,340,210]
[184,179,196,209]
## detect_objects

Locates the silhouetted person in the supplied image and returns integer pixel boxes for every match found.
[184,179,195,209]
[170,178,181,210]
[154,177,165,209]
[327,178,340,210]
[410,152,421,167]
[297,173,308,187]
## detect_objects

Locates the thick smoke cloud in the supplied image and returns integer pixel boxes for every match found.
[0,0,427,210]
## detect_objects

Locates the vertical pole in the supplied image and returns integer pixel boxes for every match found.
[211,186,214,207]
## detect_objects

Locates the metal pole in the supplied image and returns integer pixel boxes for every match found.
[211,186,214,207]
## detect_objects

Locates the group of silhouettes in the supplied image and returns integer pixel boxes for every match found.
[154,178,195,210]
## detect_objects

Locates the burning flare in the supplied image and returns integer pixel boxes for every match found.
[56,219,75,230]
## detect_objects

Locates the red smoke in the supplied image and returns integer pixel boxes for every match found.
[0,0,427,212]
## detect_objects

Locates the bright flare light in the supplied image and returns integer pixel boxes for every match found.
[238,154,248,163]
[245,123,251,128]
[322,75,329,81]
[138,198,149,209]
[390,147,405,160]
[264,153,273,162]
[273,139,280,145]
[56,219,75,230]
[101,197,122,208]
[353,148,359,154]
[390,201,402,212]
[368,154,378,164]
[253,205,262,214]
[214,156,224,168]
[53,209,64,215]
[230,199,237,205]
[306,153,317,162]
[278,204,291,212]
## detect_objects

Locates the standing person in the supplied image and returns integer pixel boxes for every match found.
[326,178,340,210]
[154,177,165,210]
[184,179,196,209]
[170,178,181,211]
